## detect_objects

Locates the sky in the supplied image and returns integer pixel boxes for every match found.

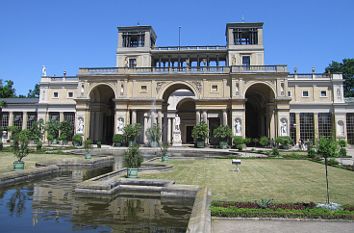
[0,0,353,95]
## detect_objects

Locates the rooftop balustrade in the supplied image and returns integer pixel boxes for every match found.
[153,45,227,51]
[288,73,331,79]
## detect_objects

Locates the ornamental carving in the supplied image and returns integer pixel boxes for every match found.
[156,82,164,93]
[191,81,202,93]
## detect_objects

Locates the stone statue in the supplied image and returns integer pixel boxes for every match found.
[124,57,129,67]
[77,117,84,134]
[41,65,47,76]
[2,131,7,143]
[235,119,241,136]
[81,83,85,96]
[175,114,181,131]
[117,117,124,134]
[280,119,288,136]
[232,55,237,65]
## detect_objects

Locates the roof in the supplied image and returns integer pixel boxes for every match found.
[117,25,157,39]
[0,98,39,104]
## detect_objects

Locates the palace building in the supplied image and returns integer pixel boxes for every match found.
[2,22,354,145]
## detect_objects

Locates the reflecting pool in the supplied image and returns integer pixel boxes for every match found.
[0,166,192,233]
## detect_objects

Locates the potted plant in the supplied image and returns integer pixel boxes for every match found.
[124,144,143,178]
[13,129,30,170]
[123,123,142,146]
[160,143,169,162]
[213,125,232,149]
[72,134,83,147]
[145,123,161,147]
[84,139,93,159]
[113,134,125,147]
[192,121,209,148]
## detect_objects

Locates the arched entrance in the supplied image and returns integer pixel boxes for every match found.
[245,83,275,139]
[161,83,196,144]
[89,85,115,144]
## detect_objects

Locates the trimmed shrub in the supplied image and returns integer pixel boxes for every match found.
[339,147,347,157]
[271,147,280,157]
[337,139,347,148]
[259,136,269,147]
[233,136,245,150]
[113,134,125,146]
[124,144,143,168]
[72,134,83,146]
[275,136,293,149]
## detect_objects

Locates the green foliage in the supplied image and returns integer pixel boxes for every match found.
[72,134,83,146]
[36,140,42,151]
[124,144,143,168]
[275,136,293,148]
[325,58,354,97]
[13,130,30,162]
[256,199,273,209]
[192,121,209,140]
[259,136,269,147]
[339,147,347,157]
[317,137,339,159]
[46,120,60,143]
[123,123,142,142]
[271,147,280,157]
[244,137,251,145]
[97,141,101,148]
[113,134,125,145]
[337,139,347,148]
[160,143,169,156]
[145,123,161,143]
[308,148,317,158]
[328,158,339,166]
[213,125,232,140]
[28,119,44,142]
[233,136,245,150]
[8,126,21,141]
[59,121,73,142]
[210,206,354,220]
[27,83,40,98]
[0,141,3,151]
[84,139,92,151]
[0,80,16,98]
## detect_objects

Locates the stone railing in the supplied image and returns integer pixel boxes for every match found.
[231,65,288,73]
[153,45,227,51]
[288,73,330,79]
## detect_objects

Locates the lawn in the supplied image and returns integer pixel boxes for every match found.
[0,152,83,173]
[142,159,354,205]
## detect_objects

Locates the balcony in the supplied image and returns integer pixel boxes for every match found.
[153,45,227,51]
[287,73,330,79]
[231,65,288,73]
[79,66,230,75]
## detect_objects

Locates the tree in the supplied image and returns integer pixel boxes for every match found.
[317,137,339,204]
[0,80,16,98]
[325,59,354,97]
[27,84,40,98]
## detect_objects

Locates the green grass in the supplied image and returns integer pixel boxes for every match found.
[0,151,83,173]
[142,159,354,205]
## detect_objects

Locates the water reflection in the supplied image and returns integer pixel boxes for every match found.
[0,166,191,233]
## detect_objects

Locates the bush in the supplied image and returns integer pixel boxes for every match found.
[36,140,42,151]
[13,130,30,162]
[72,134,83,146]
[46,120,60,143]
[113,134,125,146]
[145,123,161,145]
[256,199,273,209]
[59,121,73,142]
[337,139,347,148]
[0,142,3,151]
[328,158,339,166]
[84,139,93,151]
[259,136,269,147]
[275,136,293,149]
[97,141,101,148]
[244,137,251,145]
[308,148,317,158]
[271,147,280,157]
[123,123,142,143]
[233,136,245,150]
[213,125,232,141]
[339,147,347,157]
[124,144,143,168]
[192,121,209,141]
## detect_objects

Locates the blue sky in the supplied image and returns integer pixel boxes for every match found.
[0,0,353,95]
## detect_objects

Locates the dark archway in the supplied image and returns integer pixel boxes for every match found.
[89,85,115,144]
[245,83,275,139]
[176,98,196,143]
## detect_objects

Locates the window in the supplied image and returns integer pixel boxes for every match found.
[27,113,37,129]
[242,56,250,66]
[141,85,147,92]
[49,112,60,121]
[53,92,59,98]
[347,113,354,144]
[122,32,145,47]
[0,112,9,129]
[129,58,137,68]
[318,113,332,138]
[68,92,73,98]
[211,85,218,92]
[300,113,314,143]
[302,91,309,97]
[233,28,258,45]
[288,91,292,97]
[13,112,23,128]
[290,113,296,144]
[64,112,75,138]
[320,90,327,97]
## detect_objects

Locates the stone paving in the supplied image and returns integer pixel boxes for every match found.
[212,218,354,233]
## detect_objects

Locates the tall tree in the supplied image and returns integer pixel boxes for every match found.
[27,84,40,98]
[0,80,16,98]
[325,59,354,97]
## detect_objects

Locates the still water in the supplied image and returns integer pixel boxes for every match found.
[0,166,192,233]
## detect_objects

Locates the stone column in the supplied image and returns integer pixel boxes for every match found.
[167,117,172,144]
[143,113,148,144]
[295,113,300,144]
[222,110,228,126]
[158,110,163,143]
[8,111,14,140]
[314,113,319,141]
[196,111,201,124]
[22,112,28,130]
[132,110,137,124]
[59,112,64,122]
[202,111,207,123]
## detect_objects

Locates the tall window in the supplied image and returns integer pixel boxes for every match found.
[64,112,75,138]
[49,112,60,121]
[234,28,258,45]
[346,113,354,144]
[300,113,314,143]
[129,58,137,68]
[13,112,23,128]
[318,113,332,138]
[0,112,9,129]
[242,56,250,66]
[27,112,37,129]
[290,113,296,144]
